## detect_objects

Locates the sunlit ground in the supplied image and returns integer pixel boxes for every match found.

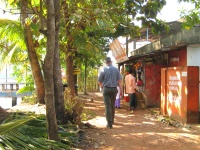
[84,111,200,141]
[81,92,200,150]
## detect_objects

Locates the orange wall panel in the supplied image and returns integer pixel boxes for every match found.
[161,66,199,124]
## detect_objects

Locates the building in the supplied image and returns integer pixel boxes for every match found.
[0,65,30,109]
[117,21,200,124]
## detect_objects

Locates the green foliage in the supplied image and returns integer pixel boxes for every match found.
[12,64,35,94]
[0,113,79,149]
[21,94,37,105]
[64,90,84,124]
[0,19,27,70]
[178,0,200,28]
[125,0,167,35]
[0,19,36,98]
[0,19,25,48]
[60,0,168,72]
[78,66,98,85]
[81,110,96,121]
[151,19,170,34]
[0,18,40,94]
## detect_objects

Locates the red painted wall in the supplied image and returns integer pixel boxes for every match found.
[168,48,187,67]
[144,48,187,107]
[145,64,165,106]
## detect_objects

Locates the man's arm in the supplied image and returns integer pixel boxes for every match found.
[98,70,104,92]
[99,82,103,89]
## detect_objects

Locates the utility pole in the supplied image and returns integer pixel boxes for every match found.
[126,14,128,56]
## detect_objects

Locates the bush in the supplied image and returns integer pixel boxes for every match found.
[64,88,83,124]
[22,93,37,105]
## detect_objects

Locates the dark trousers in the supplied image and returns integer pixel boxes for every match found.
[103,87,117,124]
[129,93,137,110]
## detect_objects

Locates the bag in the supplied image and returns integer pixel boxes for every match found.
[136,80,143,86]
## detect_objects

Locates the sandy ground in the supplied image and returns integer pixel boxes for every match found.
[78,92,200,150]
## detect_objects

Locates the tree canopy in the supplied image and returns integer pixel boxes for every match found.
[178,0,200,28]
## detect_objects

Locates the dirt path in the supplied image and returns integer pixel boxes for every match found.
[78,92,200,150]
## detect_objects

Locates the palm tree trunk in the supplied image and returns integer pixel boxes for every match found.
[20,0,45,104]
[54,0,65,122]
[44,0,59,141]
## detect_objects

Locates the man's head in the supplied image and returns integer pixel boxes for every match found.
[105,57,112,65]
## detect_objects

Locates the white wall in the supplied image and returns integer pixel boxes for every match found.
[187,45,200,66]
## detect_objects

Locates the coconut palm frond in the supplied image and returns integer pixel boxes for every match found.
[0,135,17,150]
[1,129,34,150]
[0,19,26,50]
[0,43,17,66]
[1,131,49,150]
[0,116,46,149]
[0,41,28,71]
[0,19,27,71]
[0,115,70,149]
[0,116,35,134]
[2,44,28,65]
[0,144,6,150]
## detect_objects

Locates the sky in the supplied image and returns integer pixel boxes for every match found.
[157,0,194,22]
[0,2,19,20]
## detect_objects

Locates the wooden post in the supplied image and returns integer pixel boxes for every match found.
[16,84,19,90]
[12,97,17,107]
[10,84,13,91]
[2,84,5,91]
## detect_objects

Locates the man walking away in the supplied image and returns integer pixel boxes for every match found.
[98,57,122,129]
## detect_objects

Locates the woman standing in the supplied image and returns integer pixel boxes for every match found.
[125,69,137,113]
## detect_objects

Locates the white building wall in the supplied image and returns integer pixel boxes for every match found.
[187,45,200,66]
[127,41,151,57]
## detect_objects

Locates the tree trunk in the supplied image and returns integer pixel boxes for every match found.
[54,0,65,122]
[20,0,45,104]
[0,106,8,124]
[44,0,59,141]
[66,49,75,98]
[63,3,76,98]
[83,60,87,95]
